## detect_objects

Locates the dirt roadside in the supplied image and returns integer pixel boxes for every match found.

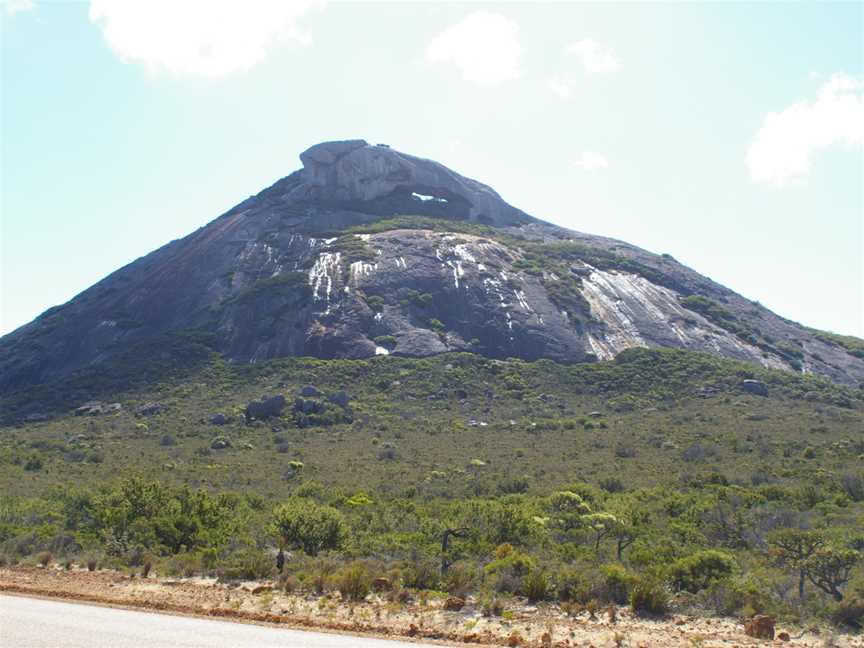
[1,567,860,648]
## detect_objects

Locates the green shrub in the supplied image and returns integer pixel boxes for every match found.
[443,561,475,598]
[216,548,273,582]
[366,296,385,312]
[485,549,534,595]
[669,550,735,593]
[272,499,346,556]
[683,577,769,617]
[522,569,551,602]
[830,598,864,629]
[428,318,445,332]
[165,552,203,578]
[601,564,636,604]
[556,568,589,603]
[373,335,397,350]
[629,577,670,616]
[334,561,371,601]
[480,593,504,617]
[402,559,440,590]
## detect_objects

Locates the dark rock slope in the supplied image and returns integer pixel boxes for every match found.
[2,139,863,391]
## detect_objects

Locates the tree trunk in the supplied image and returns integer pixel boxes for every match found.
[798,569,805,599]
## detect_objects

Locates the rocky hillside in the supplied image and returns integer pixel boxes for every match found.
[2,139,863,392]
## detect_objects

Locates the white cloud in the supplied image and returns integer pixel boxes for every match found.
[745,74,863,185]
[547,75,573,98]
[5,0,35,16]
[426,12,523,86]
[572,151,608,171]
[565,38,621,75]
[88,0,324,78]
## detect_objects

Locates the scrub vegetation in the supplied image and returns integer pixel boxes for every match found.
[1,339,863,632]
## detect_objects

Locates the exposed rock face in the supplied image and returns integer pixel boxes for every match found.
[291,140,532,227]
[135,401,166,417]
[74,402,122,416]
[1,139,863,392]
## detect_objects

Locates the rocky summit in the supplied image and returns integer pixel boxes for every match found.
[2,139,863,391]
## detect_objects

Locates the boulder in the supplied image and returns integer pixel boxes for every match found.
[135,401,166,417]
[744,615,775,639]
[777,631,790,642]
[741,379,769,396]
[443,596,465,611]
[372,577,391,592]
[209,413,230,425]
[328,390,350,408]
[210,436,232,450]
[300,385,321,398]
[75,401,121,416]
[293,397,323,415]
[245,395,286,422]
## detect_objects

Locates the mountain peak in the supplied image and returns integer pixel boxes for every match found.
[287,139,532,227]
[1,140,863,398]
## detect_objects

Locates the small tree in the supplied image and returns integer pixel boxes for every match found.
[272,499,346,556]
[805,546,860,601]
[549,491,592,533]
[441,527,469,575]
[767,528,824,599]
[576,512,621,554]
[609,497,649,560]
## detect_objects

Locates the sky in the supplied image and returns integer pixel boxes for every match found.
[1,1,862,338]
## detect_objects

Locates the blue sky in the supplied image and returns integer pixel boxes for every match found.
[2,1,862,337]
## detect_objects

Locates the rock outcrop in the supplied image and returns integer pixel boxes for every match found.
[744,615,775,639]
[290,140,532,227]
[245,395,286,422]
[1,139,863,394]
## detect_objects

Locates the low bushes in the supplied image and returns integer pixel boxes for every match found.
[629,577,671,616]
[668,550,736,593]
[333,561,371,601]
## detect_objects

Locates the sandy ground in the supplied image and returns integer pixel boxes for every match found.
[1,566,860,648]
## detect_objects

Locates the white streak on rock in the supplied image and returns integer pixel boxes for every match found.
[349,261,378,285]
[454,244,476,264]
[308,252,341,301]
